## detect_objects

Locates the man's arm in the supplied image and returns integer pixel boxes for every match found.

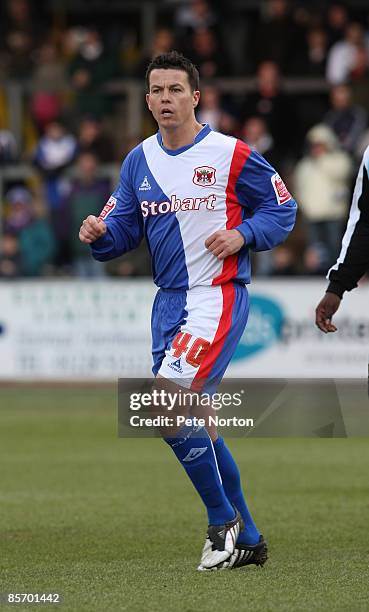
[232,143,297,251]
[79,152,144,261]
[205,143,297,259]
[326,160,369,297]
[315,148,369,332]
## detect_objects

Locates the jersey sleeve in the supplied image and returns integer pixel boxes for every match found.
[234,147,297,252]
[327,151,369,297]
[90,152,143,261]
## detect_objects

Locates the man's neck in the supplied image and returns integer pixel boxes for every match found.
[160,121,204,150]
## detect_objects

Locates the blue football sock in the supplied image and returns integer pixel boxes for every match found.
[213,436,260,545]
[164,419,235,526]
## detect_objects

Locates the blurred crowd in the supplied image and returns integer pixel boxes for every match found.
[1,0,369,278]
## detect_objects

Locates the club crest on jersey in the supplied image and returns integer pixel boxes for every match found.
[271,173,292,205]
[99,195,117,220]
[193,166,216,187]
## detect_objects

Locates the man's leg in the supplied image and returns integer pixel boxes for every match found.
[152,283,260,569]
[192,403,268,570]
[192,403,260,545]
[153,376,242,569]
[213,436,260,545]
[156,377,235,527]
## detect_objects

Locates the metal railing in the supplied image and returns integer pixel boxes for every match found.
[1,76,329,150]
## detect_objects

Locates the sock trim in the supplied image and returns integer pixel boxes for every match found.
[209,435,223,485]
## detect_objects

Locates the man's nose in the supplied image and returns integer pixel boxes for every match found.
[161,88,171,102]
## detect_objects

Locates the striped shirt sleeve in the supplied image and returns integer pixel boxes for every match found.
[327,147,369,297]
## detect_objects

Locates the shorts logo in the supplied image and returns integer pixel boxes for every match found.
[182,447,208,462]
[168,358,183,373]
[271,173,292,205]
[99,195,117,220]
[193,166,216,187]
[139,176,151,191]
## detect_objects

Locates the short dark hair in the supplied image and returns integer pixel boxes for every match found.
[145,50,200,92]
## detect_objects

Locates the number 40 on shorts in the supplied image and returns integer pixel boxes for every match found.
[172,332,210,368]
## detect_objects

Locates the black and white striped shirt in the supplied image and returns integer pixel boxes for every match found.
[327,146,369,297]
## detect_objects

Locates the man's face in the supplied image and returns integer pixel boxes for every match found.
[146,69,200,130]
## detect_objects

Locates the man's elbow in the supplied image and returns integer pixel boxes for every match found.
[255,210,297,251]
[91,248,114,262]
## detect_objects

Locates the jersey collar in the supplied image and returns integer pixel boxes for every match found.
[156,124,211,156]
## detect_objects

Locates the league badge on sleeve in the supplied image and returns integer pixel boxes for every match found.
[193,166,216,187]
[271,173,292,205]
[99,195,117,220]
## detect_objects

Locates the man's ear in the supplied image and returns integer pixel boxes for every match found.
[193,90,200,108]
[146,93,151,111]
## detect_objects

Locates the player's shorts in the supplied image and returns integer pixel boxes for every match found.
[151,281,249,391]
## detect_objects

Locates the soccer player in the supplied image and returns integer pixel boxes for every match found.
[79,51,297,570]
[316,145,369,333]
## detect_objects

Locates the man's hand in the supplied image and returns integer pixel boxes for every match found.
[79,215,107,244]
[205,229,245,260]
[315,292,342,333]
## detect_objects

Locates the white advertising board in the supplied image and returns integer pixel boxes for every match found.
[0,281,155,380]
[0,279,368,380]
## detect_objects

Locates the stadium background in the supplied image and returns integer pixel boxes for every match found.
[1,1,369,610]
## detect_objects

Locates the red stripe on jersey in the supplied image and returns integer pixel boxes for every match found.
[212,139,251,285]
[191,282,236,391]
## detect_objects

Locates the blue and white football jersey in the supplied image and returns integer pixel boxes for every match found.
[91,124,297,289]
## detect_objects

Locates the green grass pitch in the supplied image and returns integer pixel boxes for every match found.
[1,385,369,611]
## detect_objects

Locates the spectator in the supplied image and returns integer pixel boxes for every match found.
[187,28,228,78]
[189,83,237,135]
[252,0,304,73]
[326,22,369,85]
[197,85,223,130]
[78,115,116,163]
[349,43,369,111]
[324,84,367,154]
[30,41,67,132]
[294,124,352,268]
[290,28,328,76]
[4,186,33,233]
[355,128,369,162]
[34,120,77,210]
[175,0,217,35]
[243,61,295,159]
[241,116,280,168]
[33,121,78,177]
[135,28,175,77]
[4,186,55,276]
[0,232,21,278]
[217,112,239,137]
[19,217,55,277]
[62,152,109,277]
[325,2,349,47]
[270,245,298,276]
[69,28,116,118]
[303,243,331,276]
[0,0,42,79]
[149,27,174,56]
[0,130,17,164]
